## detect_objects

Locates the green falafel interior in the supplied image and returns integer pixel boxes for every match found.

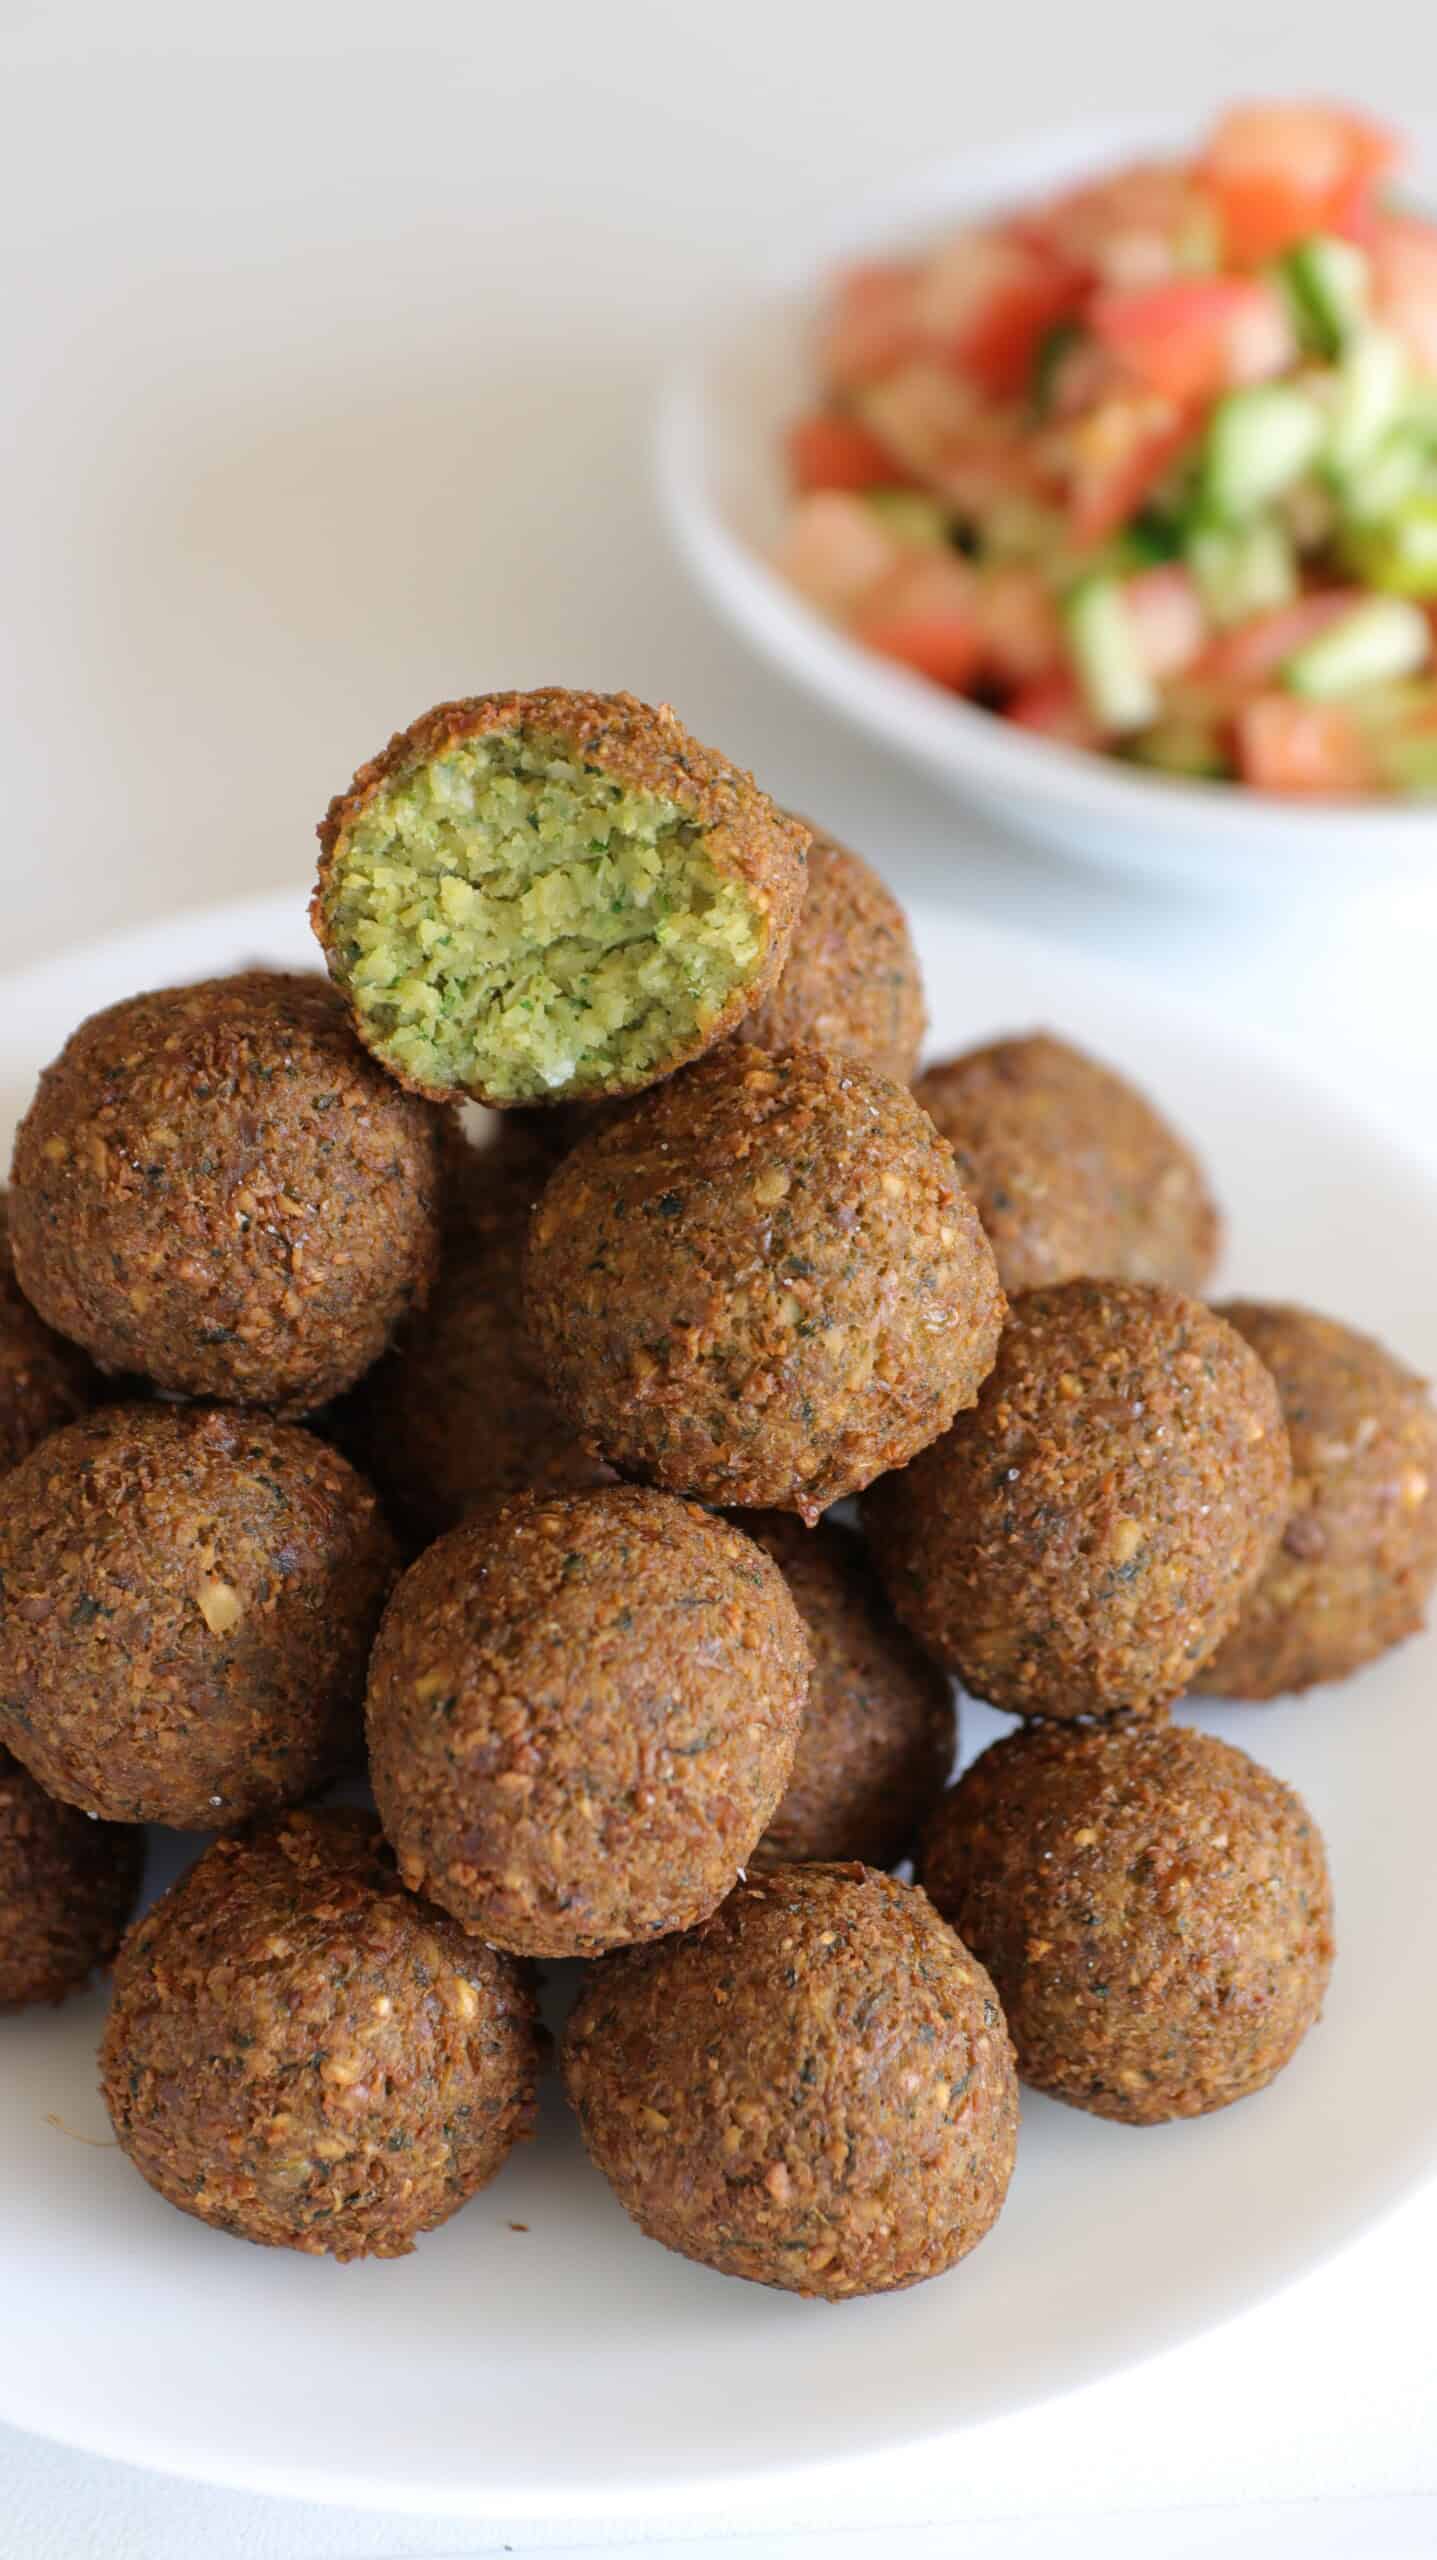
[321,732,767,1101]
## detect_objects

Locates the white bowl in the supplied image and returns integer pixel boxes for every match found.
[656,111,1437,892]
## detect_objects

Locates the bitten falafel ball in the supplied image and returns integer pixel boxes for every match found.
[0,1404,397,1827]
[0,1193,96,1474]
[562,1863,1018,2299]
[1196,1303,1437,1698]
[736,822,925,1082]
[333,1130,609,1551]
[920,1722,1333,2123]
[741,1513,956,1869]
[9,972,441,1412]
[913,1033,1220,1296]
[864,1281,1290,1720]
[100,1810,541,2259]
[312,689,808,1106]
[526,1044,1005,1520]
[0,1749,143,2010]
[367,1486,810,1956]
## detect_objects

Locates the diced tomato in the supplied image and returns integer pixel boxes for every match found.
[1235,693,1372,793]
[1369,216,1437,377]
[971,564,1064,686]
[1006,670,1103,748]
[1124,565,1209,678]
[914,230,1083,395]
[786,413,913,494]
[1198,590,1364,685]
[1201,103,1401,264]
[820,262,923,391]
[854,551,984,688]
[1090,275,1294,403]
[1064,395,1193,544]
[857,362,982,482]
[1014,160,1216,288]
[772,492,899,619]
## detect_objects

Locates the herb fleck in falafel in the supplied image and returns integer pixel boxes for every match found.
[9,971,442,1412]
[526,1043,1005,1521]
[0,1193,96,1475]
[563,1863,1018,2298]
[920,1721,1333,2123]
[312,690,808,1106]
[864,1280,1290,1719]
[0,1403,397,1827]
[1197,1302,1437,1698]
[913,1033,1220,1295]
[0,1749,143,2010]
[100,1810,541,2259]
[367,1486,810,1957]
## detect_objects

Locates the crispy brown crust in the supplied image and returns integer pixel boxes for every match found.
[367,1486,810,1957]
[311,689,810,1104]
[1196,1302,1437,1698]
[9,972,442,1412]
[740,1513,956,1869]
[920,1723,1334,2123]
[525,1044,1005,1520]
[562,1863,1018,2299]
[864,1280,1291,1720]
[736,823,925,1083]
[0,1403,398,1826]
[0,1748,143,2010]
[0,1194,97,1474]
[100,1810,541,2259]
[913,1033,1221,1297]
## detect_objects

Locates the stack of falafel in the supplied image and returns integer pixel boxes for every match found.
[1,688,1433,2300]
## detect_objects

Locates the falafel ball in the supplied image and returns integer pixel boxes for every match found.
[367,1486,810,1957]
[562,1863,1018,2299]
[0,1193,96,1474]
[100,1809,540,2259]
[864,1281,1290,1720]
[920,1722,1333,2123]
[526,1044,1005,1520]
[9,971,441,1411]
[736,821,925,1082]
[0,1403,397,1827]
[741,1513,956,1869]
[0,1748,143,2010]
[312,689,808,1107]
[333,1130,609,1551]
[1196,1302,1437,1698]
[913,1033,1220,1296]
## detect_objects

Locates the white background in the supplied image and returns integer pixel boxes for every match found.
[4,3,1437,2554]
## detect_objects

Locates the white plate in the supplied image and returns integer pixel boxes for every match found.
[656,112,1437,893]
[2,890,1435,2525]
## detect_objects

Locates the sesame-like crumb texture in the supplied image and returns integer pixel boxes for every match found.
[913,1033,1220,1297]
[525,1044,1005,1519]
[1196,1302,1437,1698]
[0,1404,397,1827]
[737,824,926,1084]
[367,1487,810,1957]
[313,691,807,1104]
[0,1193,97,1473]
[920,1723,1333,2123]
[0,1748,143,2010]
[100,1810,541,2259]
[864,1281,1290,1719]
[741,1514,956,1869]
[562,1863,1017,2299]
[9,971,442,1412]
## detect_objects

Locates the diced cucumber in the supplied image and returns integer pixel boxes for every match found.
[1326,327,1410,474]
[1280,234,1368,358]
[1186,517,1297,626]
[864,491,950,547]
[1122,721,1230,780]
[1336,425,1435,527]
[1378,731,1437,794]
[1062,575,1158,734]
[1343,496,1437,597]
[1283,597,1432,698]
[1202,385,1326,521]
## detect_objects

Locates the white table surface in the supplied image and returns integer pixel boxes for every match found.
[3,5,1436,2554]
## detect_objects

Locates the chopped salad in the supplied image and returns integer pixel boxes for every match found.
[776,104,1437,797]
